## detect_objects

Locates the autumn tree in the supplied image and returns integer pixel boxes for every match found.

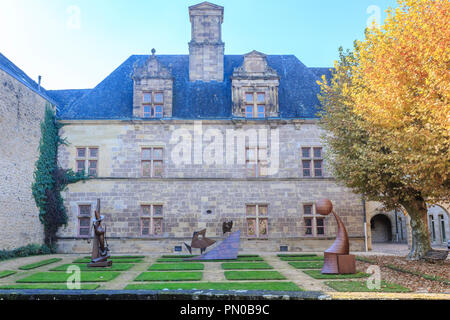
[318,0,449,260]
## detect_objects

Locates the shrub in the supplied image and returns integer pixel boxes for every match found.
[0,244,55,262]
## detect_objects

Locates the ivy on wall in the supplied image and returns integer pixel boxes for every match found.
[32,104,88,248]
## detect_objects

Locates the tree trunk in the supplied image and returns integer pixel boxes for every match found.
[402,198,431,260]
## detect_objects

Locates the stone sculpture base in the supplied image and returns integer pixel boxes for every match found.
[322,252,356,274]
[87,260,113,268]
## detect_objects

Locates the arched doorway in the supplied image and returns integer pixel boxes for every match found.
[370,214,392,243]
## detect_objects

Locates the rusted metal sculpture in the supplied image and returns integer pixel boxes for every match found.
[87,199,112,268]
[316,199,355,274]
[222,220,233,235]
[184,229,216,255]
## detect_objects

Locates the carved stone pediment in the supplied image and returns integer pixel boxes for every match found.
[133,52,173,81]
[232,51,279,80]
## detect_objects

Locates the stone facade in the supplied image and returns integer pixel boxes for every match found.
[0,68,49,250]
[56,120,366,253]
[188,2,225,82]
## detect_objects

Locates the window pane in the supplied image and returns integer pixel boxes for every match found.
[259,218,268,236]
[142,161,151,176]
[154,105,163,118]
[247,218,256,236]
[89,148,98,158]
[79,205,91,216]
[154,93,164,103]
[153,218,163,235]
[143,93,152,103]
[246,93,254,103]
[257,93,265,103]
[302,161,311,177]
[259,205,268,216]
[313,147,322,158]
[142,228,150,236]
[153,161,163,177]
[304,205,313,215]
[88,161,97,175]
[246,205,256,216]
[76,160,85,172]
[142,206,151,216]
[79,227,90,236]
[142,148,152,160]
[304,218,313,235]
[77,148,86,158]
[316,218,324,226]
[245,105,253,118]
[302,148,310,158]
[153,148,163,160]
[143,106,152,117]
[142,218,150,236]
[314,160,323,177]
[153,205,163,216]
[79,218,90,227]
[257,105,265,118]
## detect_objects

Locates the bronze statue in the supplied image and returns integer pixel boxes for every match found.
[184,229,216,255]
[222,220,233,235]
[87,199,112,268]
[316,199,355,274]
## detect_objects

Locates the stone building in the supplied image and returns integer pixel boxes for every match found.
[49,2,368,254]
[0,53,56,250]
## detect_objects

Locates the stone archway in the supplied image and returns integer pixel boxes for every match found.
[370,214,393,243]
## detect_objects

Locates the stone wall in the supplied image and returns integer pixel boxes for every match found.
[57,120,366,253]
[0,69,48,250]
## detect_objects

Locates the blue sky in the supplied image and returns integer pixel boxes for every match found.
[0,0,398,89]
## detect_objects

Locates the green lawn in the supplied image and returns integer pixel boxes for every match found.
[18,258,63,270]
[303,270,369,279]
[157,256,264,263]
[0,270,17,279]
[0,284,100,290]
[279,256,324,261]
[325,280,411,293]
[221,262,273,270]
[288,261,324,269]
[135,272,203,282]
[125,282,303,291]
[73,258,143,264]
[17,271,121,283]
[224,271,286,281]
[50,263,135,272]
[148,263,204,271]
[83,255,145,259]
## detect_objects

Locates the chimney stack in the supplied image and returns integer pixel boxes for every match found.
[188,2,224,82]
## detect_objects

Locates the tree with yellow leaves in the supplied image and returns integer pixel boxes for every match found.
[318,0,449,260]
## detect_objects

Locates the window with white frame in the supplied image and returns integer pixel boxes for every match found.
[301,147,323,177]
[303,204,326,237]
[76,147,99,176]
[245,92,266,118]
[140,204,163,236]
[141,147,164,177]
[78,204,92,237]
[142,92,164,118]
[246,204,268,238]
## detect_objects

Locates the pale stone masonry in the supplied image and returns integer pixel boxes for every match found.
[0,62,54,250]
[56,120,365,253]
[50,1,369,254]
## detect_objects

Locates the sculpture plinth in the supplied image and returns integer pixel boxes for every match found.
[316,199,355,274]
[87,199,112,268]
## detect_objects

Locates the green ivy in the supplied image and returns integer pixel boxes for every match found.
[32,105,88,247]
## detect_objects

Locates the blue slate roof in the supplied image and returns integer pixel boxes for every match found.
[55,54,329,120]
[0,52,56,104]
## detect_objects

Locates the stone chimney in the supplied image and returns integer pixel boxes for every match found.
[188,2,224,82]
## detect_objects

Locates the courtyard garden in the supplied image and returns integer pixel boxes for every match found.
[0,252,448,295]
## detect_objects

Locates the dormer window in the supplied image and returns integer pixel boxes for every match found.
[245,92,266,118]
[132,50,173,119]
[142,92,164,118]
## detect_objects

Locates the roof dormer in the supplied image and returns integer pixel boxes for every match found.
[231,51,280,118]
[132,49,173,119]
